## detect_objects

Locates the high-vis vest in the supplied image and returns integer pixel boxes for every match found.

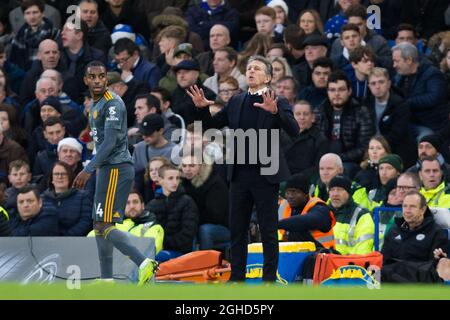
[420,182,450,208]
[0,206,9,221]
[333,207,375,255]
[279,197,336,248]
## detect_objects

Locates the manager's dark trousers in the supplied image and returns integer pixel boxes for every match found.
[229,166,279,282]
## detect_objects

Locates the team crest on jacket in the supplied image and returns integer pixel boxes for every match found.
[93,110,98,119]
[416,234,425,241]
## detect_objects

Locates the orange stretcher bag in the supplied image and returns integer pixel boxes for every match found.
[155,250,231,283]
[313,252,383,285]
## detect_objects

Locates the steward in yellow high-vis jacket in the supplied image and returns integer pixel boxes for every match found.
[419,157,450,208]
[328,176,375,255]
[88,192,164,253]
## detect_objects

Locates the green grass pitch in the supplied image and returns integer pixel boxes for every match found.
[0,282,449,300]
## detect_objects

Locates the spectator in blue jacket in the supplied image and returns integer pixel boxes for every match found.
[113,38,161,90]
[185,0,239,50]
[392,42,449,141]
[9,185,58,236]
[41,161,92,236]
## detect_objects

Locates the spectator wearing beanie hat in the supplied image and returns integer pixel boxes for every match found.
[367,154,403,209]
[278,173,336,248]
[408,134,450,182]
[329,175,375,255]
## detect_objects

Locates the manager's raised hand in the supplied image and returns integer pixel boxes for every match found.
[253,90,278,115]
[186,85,215,108]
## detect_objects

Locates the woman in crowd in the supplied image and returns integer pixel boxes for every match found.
[270,56,293,86]
[355,135,391,191]
[42,161,92,236]
[297,9,323,36]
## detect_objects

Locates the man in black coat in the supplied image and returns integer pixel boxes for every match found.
[317,70,374,178]
[366,67,416,168]
[381,191,448,283]
[187,55,299,282]
[283,100,328,179]
[79,0,112,54]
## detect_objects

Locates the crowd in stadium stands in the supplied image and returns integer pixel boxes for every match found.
[0,0,449,283]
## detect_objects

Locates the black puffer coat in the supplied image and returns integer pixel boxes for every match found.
[317,98,374,163]
[146,187,199,253]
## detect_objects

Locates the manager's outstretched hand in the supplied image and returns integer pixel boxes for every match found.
[253,90,278,114]
[186,85,215,108]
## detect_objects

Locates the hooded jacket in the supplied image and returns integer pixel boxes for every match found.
[146,187,199,253]
[182,163,229,227]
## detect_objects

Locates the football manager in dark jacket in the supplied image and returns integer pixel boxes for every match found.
[187,55,299,282]
[381,191,448,283]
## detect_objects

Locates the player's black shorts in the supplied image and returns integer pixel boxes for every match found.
[93,163,134,223]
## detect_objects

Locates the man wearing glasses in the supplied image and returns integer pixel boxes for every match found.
[113,38,161,90]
